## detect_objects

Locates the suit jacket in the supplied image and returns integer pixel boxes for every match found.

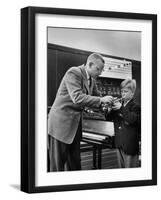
[105,99,141,155]
[48,64,101,144]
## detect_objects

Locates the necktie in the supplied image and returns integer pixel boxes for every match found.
[88,76,92,88]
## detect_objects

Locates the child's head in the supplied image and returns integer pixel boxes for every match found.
[120,79,136,101]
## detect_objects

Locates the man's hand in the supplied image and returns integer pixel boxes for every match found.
[100,96,113,104]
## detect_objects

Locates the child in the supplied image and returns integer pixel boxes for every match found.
[105,79,141,168]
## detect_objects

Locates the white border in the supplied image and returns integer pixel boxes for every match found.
[35,14,152,186]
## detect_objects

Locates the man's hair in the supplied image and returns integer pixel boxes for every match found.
[86,53,105,65]
[120,78,136,93]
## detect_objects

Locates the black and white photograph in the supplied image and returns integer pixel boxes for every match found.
[1,0,161,198]
[47,28,141,172]
[20,6,157,193]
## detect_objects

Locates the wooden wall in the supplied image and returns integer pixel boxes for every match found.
[48,44,88,107]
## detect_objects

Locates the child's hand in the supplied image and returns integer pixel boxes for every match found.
[112,102,122,110]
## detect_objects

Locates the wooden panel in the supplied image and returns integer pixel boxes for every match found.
[56,50,87,86]
[47,44,88,108]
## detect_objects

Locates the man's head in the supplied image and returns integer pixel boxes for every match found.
[120,79,136,102]
[85,53,105,79]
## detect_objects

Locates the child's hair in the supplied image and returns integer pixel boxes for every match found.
[120,78,136,93]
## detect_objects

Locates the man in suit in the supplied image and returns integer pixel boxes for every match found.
[48,53,113,171]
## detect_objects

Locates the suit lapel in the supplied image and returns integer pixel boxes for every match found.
[123,98,134,108]
[79,65,90,94]
[89,78,94,95]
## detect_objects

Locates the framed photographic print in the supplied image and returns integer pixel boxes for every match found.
[21,6,157,193]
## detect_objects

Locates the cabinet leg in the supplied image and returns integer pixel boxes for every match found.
[92,145,97,169]
[98,147,102,169]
